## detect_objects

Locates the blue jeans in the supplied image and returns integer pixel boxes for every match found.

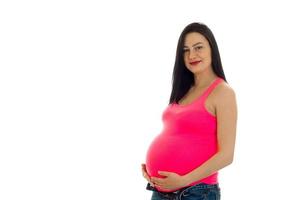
[146,182,221,200]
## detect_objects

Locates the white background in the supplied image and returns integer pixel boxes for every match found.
[1,0,300,199]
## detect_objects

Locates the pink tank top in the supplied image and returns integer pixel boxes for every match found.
[145,77,224,192]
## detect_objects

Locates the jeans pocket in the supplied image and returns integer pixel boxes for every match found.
[203,188,221,200]
[182,188,221,200]
[181,189,206,199]
[151,191,176,200]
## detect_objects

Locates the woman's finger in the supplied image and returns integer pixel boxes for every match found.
[142,169,151,181]
[141,165,147,173]
[141,164,154,186]
[142,169,148,178]
[143,173,154,186]
[141,166,151,179]
[143,172,151,180]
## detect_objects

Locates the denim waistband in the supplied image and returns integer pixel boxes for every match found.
[146,182,219,194]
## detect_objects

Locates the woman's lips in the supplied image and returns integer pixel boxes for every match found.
[190,61,202,65]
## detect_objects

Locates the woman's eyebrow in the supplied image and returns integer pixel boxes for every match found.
[183,42,203,48]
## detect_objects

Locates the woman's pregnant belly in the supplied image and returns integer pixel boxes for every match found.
[145,132,217,190]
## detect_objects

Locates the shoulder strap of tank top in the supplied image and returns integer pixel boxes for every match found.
[201,77,224,101]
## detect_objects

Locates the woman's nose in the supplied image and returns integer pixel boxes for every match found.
[189,50,197,60]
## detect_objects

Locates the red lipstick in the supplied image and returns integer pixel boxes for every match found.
[190,61,201,65]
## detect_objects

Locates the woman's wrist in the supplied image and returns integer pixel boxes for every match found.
[182,174,192,186]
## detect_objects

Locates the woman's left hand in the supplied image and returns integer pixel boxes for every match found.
[150,171,189,191]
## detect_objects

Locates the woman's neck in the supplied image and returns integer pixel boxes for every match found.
[193,68,218,89]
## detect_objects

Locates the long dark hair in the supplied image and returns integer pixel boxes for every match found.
[169,22,227,105]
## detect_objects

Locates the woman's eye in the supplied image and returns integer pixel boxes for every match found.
[196,46,203,50]
[183,49,189,52]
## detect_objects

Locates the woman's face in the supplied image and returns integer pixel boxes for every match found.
[183,32,212,74]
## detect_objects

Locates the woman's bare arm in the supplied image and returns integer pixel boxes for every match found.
[183,84,238,185]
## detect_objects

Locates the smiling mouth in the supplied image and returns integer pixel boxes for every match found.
[190,61,202,65]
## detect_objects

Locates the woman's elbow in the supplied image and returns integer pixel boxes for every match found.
[227,157,234,165]
[219,152,234,166]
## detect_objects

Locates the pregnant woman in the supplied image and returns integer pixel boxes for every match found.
[141,22,238,200]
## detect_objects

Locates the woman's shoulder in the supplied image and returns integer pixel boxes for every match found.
[218,80,235,93]
[213,80,236,105]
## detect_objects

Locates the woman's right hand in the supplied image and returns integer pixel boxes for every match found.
[141,163,154,187]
